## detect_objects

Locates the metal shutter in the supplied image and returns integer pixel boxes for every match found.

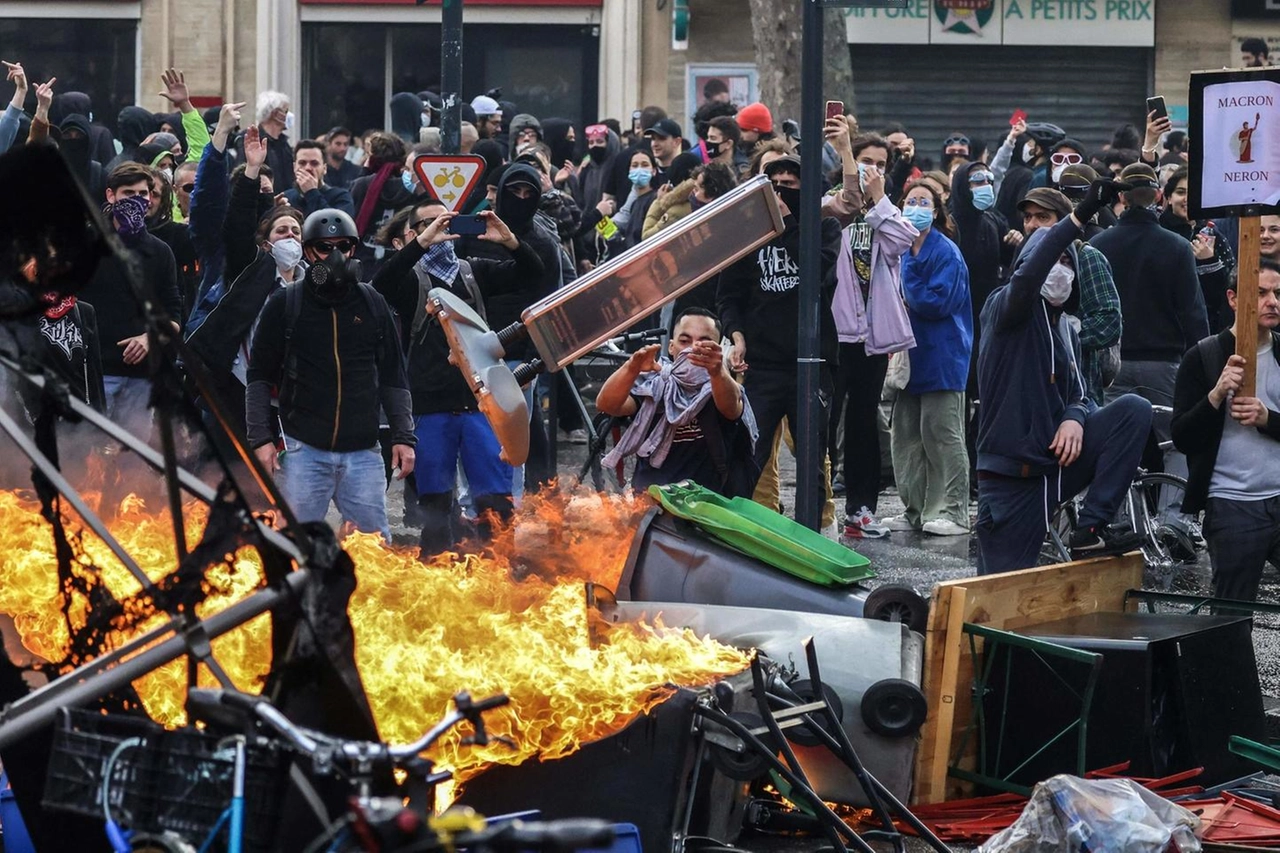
[848,45,1153,164]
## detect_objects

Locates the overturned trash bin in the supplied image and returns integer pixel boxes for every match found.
[617,483,928,633]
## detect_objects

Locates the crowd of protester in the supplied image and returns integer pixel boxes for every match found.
[3,57,1278,598]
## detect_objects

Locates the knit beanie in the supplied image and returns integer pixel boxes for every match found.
[736,102,773,134]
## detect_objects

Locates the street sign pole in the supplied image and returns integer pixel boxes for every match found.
[795,0,907,531]
[440,0,464,155]
[794,0,825,531]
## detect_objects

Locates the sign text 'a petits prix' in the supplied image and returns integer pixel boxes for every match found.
[846,0,1154,46]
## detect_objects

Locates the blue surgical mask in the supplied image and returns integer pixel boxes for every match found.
[402,171,416,193]
[971,184,995,211]
[629,168,653,188]
[903,205,934,231]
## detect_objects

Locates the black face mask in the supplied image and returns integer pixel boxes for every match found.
[306,249,362,304]
[500,191,540,230]
[704,140,722,159]
[775,185,802,216]
[587,146,609,164]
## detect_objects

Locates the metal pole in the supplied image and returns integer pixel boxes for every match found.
[440,0,464,155]
[795,0,824,531]
[0,570,311,750]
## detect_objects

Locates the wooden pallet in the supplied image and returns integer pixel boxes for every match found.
[911,553,1145,805]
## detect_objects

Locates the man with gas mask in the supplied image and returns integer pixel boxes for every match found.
[974,178,1152,575]
[244,208,416,542]
[716,153,842,524]
[371,199,544,556]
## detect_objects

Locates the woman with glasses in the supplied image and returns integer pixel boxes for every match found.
[884,182,974,536]
[1161,166,1236,332]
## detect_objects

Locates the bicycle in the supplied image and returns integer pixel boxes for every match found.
[44,689,607,853]
[1041,407,1203,587]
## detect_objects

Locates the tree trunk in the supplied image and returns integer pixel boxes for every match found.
[823,8,855,106]
[747,0,854,126]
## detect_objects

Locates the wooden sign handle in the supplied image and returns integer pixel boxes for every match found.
[1237,216,1260,397]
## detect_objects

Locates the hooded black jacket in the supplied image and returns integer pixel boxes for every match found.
[716,213,842,371]
[80,231,181,378]
[389,92,424,144]
[371,236,545,414]
[462,163,563,359]
[105,106,158,173]
[245,280,414,453]
[950,162,1012,324]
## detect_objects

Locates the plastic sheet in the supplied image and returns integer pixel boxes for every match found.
[978,774,1201,853]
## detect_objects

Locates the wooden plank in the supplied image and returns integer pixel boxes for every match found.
[914,585,968,805]
[911,553,1144,803]
[1238,215,1261,396]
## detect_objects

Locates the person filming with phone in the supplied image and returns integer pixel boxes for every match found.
[370,199,544,557]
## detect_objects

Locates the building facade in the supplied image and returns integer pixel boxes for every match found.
[1,0,1278,152]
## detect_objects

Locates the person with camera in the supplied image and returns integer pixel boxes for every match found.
[370,199,544,556]
[245,208,415,542]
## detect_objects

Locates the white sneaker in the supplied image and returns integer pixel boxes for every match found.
[881,514,917,532]
[922,518,968,536]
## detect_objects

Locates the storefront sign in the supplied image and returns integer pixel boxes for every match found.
[300,0,602,6]
[1189,68,1280,217]
[847,0,1154,46]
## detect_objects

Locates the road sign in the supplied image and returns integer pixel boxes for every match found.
[413,154,487,212]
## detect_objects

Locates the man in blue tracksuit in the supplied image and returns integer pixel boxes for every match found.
[975,179,1153,575]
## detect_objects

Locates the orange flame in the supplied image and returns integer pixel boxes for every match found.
[0,486,747,786]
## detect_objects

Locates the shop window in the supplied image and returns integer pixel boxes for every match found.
[303,23,388,137]
[0,17,136,136]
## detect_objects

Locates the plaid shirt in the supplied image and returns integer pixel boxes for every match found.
[1071,241,1123,407]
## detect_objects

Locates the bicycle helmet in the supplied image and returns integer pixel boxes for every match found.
[1025,122,1066,149]
[302,208,359,245]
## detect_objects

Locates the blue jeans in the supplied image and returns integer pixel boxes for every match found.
[277,435,390,541]
[102,375,154,441]
[505,359,535,505]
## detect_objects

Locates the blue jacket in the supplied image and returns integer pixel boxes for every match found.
[186,141,230,331]
[976,217,1090,478]
[282,183,356,217]
[900,228,973,394]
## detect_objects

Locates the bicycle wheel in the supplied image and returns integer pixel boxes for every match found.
[1117,472,1202,589]
[1040,498,1078,566]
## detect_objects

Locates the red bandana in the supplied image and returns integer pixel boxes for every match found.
[42,294,77,320]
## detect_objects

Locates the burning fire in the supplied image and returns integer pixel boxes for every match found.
[0,486,748,786]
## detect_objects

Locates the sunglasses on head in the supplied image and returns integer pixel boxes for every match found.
[313,239,356,254]
[944,135,970,148]
[1051,152,1083,166]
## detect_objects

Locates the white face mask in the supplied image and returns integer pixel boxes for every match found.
[1041,262,1075,307]
[270,237,303,272]
[160,167,174,183]
[1051,163,1067,183]
[1023,141,1036,163]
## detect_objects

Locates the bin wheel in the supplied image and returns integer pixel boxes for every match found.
[860,678,927,738]
[863,584,928,633]
[708,712,777,781]
[781,679,844,747]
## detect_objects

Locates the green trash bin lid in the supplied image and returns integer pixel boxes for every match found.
[647,482,874,587]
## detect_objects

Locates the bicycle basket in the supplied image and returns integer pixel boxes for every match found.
[43,708,287,852]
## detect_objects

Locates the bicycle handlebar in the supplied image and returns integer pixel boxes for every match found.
[187,688,509,762]
[484,818,616,852]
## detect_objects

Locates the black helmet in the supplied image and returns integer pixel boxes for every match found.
[1025,122,1066,149]
[302,208,359,245]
